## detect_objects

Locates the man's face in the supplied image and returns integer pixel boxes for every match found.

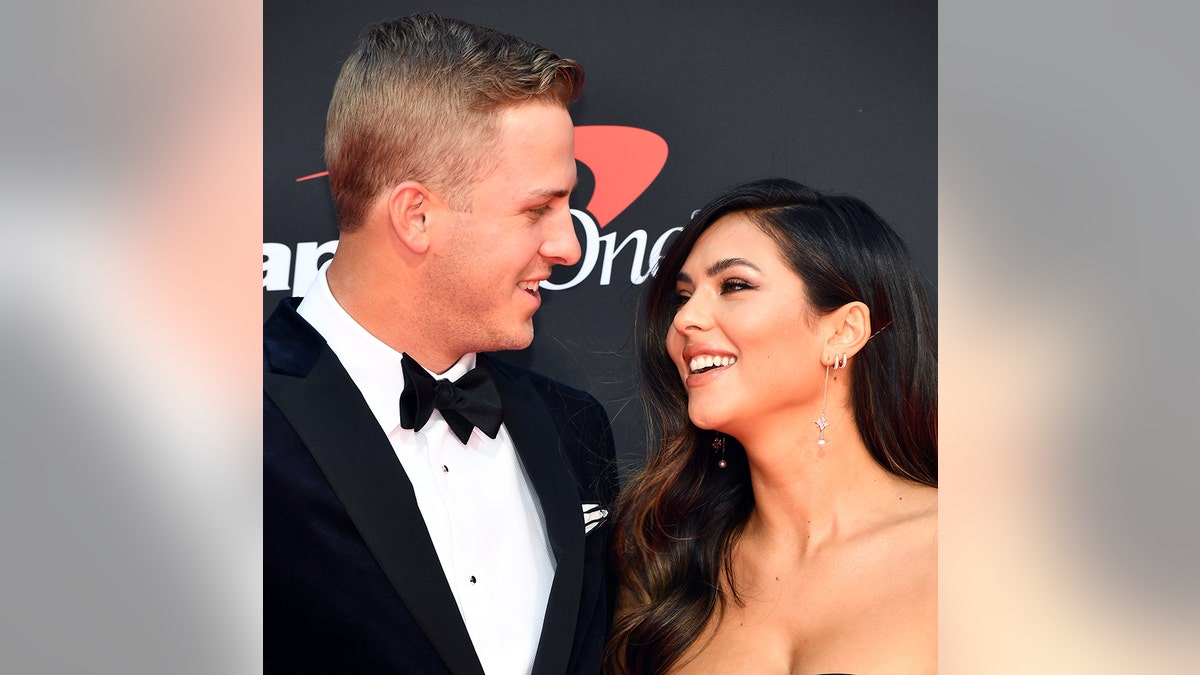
[420,101,580,357]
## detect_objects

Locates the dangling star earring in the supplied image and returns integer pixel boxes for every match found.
[814,363,830,446]
[713,433,727,468]
[815,354,850,446]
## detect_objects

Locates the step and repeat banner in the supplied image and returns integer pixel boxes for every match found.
[265,0,936,474]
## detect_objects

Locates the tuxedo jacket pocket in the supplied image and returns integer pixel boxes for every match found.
[582,503,608,535]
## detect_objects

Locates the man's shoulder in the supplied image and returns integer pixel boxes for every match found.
[479,354,601,410]
[482,354,617,498]
[264,297,326,377]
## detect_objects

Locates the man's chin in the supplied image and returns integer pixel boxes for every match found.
[483,324,535,353]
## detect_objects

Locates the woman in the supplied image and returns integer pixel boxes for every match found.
[606,179,937,674]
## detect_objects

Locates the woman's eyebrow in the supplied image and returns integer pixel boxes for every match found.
[676,257,761,285]
[705,257,760,277]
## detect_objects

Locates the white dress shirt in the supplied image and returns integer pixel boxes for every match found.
[297,266,556,675]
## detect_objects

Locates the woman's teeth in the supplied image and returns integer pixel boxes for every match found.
[689,355,736,374]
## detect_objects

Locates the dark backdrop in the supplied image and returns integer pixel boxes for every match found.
[264,0,936,477]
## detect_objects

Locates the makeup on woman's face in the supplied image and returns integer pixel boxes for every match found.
[665,215,826,433]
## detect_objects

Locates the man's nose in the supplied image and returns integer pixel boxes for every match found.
[540,207,581,266]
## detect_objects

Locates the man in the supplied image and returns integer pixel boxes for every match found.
[264,14,617,674]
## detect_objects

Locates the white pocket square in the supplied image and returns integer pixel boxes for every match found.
[582,503,609,534]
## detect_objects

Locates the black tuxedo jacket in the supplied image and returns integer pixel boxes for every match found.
[265,298,618,674]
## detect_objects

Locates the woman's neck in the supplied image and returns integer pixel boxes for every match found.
[738,415,919,556]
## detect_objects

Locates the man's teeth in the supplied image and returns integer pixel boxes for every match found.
[518,280,540,292]
[689,355,736,374]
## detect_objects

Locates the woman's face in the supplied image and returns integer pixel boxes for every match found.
[665,214,828,439]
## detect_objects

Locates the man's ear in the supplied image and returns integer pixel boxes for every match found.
[387,181,434,254]
[822,301,871,363]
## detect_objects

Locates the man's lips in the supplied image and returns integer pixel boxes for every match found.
[518,279,543,295]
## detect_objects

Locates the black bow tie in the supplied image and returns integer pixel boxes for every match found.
[399,353,504,444]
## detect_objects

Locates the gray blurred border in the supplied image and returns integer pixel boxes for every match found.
[941,0,1200,669]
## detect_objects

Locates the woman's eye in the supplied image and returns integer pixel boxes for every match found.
[671,291,691,307]
[721,278,753,293]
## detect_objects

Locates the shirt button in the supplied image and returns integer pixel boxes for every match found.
[442,465,449,473]
[469,575,477,584]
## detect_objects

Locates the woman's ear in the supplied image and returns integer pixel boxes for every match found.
[386,181,433,254]
[823,301,871,362]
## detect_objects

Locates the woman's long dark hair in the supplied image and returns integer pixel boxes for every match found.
[604,179,937,674]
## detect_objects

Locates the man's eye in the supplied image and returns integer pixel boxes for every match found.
[528,205,552,218]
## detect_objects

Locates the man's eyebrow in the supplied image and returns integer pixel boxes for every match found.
[519,177,579,202]
[675,258,761,285]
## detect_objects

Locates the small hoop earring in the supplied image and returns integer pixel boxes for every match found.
[713,433,727,468]
[833,353,848,370]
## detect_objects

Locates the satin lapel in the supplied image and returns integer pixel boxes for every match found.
[483,359,583,675]
[265,347,485,675]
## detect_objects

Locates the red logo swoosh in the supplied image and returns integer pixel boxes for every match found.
[574,126,668,228]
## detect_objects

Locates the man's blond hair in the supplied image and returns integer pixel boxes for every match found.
[324,13,584,231]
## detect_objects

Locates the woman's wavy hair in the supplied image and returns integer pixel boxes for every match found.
[604,178,937,674]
